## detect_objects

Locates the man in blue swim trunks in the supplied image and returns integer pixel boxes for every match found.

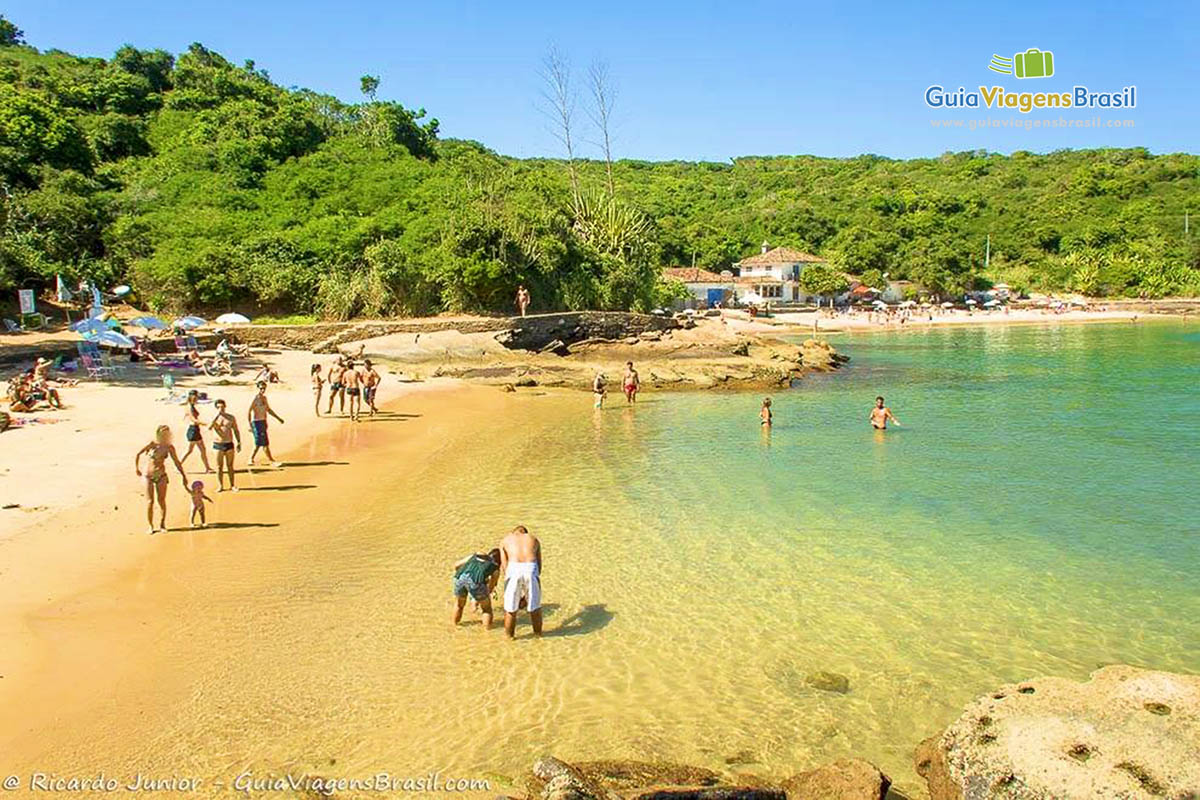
[247,381,285,467]
[452,548,502,630]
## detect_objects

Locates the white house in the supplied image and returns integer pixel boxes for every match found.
[662,267,735,307]
[733,243,828,303]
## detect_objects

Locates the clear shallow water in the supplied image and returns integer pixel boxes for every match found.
[15,322,1200,798]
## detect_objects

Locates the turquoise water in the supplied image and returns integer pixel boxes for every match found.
[43,321,1195,797]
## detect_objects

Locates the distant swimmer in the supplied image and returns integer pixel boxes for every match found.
[451,548,502,630]
[760,396,773,426]
[870,395,901,430]
[500,525,543,639]
[593,371,607,408]
[622,361,640,404]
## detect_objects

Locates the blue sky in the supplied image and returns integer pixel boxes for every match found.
[9,0,1198,161]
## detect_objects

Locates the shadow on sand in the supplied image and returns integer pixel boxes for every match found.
[237,484,316,492]
[543,604,615,638]
[276,460,349,468]
[191,521,280,531]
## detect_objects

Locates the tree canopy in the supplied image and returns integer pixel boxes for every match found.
[2,25,1197,316]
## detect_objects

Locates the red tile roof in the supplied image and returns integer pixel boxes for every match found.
[737,246,825,266]
[663,267,729,283]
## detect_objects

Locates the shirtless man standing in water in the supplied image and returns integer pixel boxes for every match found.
[362,359,381,416]
[209,399,242,491]
[500,525,543,639]
[869,396,901,430]
[342,361,363,421]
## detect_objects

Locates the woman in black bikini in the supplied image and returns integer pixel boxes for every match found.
[135,424,188,534]
[179,389,213,472]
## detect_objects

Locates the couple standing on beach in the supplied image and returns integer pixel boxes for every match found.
[452,525,543,639]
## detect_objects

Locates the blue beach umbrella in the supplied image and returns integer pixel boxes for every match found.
[174,315,206,330]
[72,317,109,336]
[129,315,169,330]
[95,330,136,348]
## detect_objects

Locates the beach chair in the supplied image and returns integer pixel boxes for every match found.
[98,350,127,374]
[78,353,114,380]
[3,319,20,333]
[174,336,199,355]
[185,335,201,352]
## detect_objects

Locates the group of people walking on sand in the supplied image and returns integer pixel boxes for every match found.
[313,351,380,421]
[134,380,285,534]
[451,525,543,639]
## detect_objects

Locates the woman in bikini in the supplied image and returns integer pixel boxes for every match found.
[179,390,213,472]
[135,424,188,534]
[311,363,324,416]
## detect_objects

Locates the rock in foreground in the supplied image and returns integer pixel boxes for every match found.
[916,665,1200,799]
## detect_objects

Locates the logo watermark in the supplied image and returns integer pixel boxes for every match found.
[988,48,1055,79]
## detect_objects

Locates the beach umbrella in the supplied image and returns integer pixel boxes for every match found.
[872,299,887,307]
[984,299,1001,307]
[215,312,251,324]
[965,299,977,305]
[174,315,206,330]
[941,302,955,308]
[112,285,132,298]
[72,317,108,335]
[129,315,168,330]
[899,300,916,307]
[94,330,135,349]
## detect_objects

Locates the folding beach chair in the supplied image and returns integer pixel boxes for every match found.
[174,336,198,354]
[3,319,20,333]
[79,353,114,380]
[98,350,127,374]
[185,335,201,352]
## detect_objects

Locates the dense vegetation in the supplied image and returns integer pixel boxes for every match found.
[2,20,1197,319]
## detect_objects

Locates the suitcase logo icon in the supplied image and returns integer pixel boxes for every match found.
[988,48,1055,79]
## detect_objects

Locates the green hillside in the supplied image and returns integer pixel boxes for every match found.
[2,18,1197,317]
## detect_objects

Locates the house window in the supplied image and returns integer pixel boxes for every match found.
[761,285,782,299]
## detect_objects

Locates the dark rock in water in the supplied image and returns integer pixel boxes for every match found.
[723,750,758,767]
[500,384,516,392]
[574,761,722,790]
[531,757,608,800]
[781,759,891,800]
[515,375,538,387]
[631,789,784,800]
[806,671,850,694]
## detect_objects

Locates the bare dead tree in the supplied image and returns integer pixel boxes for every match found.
[538,47,580,201]
[586,59,618,199]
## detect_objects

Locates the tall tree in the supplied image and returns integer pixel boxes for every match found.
[538,47,580,201]
[0,15,23,47]
[587,59,617,199]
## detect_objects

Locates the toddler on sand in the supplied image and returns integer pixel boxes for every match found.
[190,480,213,528]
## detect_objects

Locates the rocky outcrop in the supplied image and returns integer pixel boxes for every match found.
[521,757,887,800]
[915,665,1200,799]
[496,312,679,352]
[781,759,891,800]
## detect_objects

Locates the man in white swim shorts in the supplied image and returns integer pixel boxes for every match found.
[500,524,543,638]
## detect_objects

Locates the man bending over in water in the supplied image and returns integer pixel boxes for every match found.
[500,525,543,639]
[869,396,901,430]
[452,548,502,630]
[209,399,242,491]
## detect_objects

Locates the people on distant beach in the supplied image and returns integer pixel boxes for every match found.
[326,357,346,416]
[593,372,607,408]
[760,397,773,426]
[870,396,901,430]
[343,360,363,421]
[515,285,531,317]
[253,363,280,384]
[248,382,284,466]
[363,359,380,416]
[189,480,213,528]
[130,338,160,364]
[180,389,213,473]
[135,424,187,534]
[209,399,241,491]
[452,548,502,630]
[622,362,640,404]
[501,525,543,639]
[310,363,324,416]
